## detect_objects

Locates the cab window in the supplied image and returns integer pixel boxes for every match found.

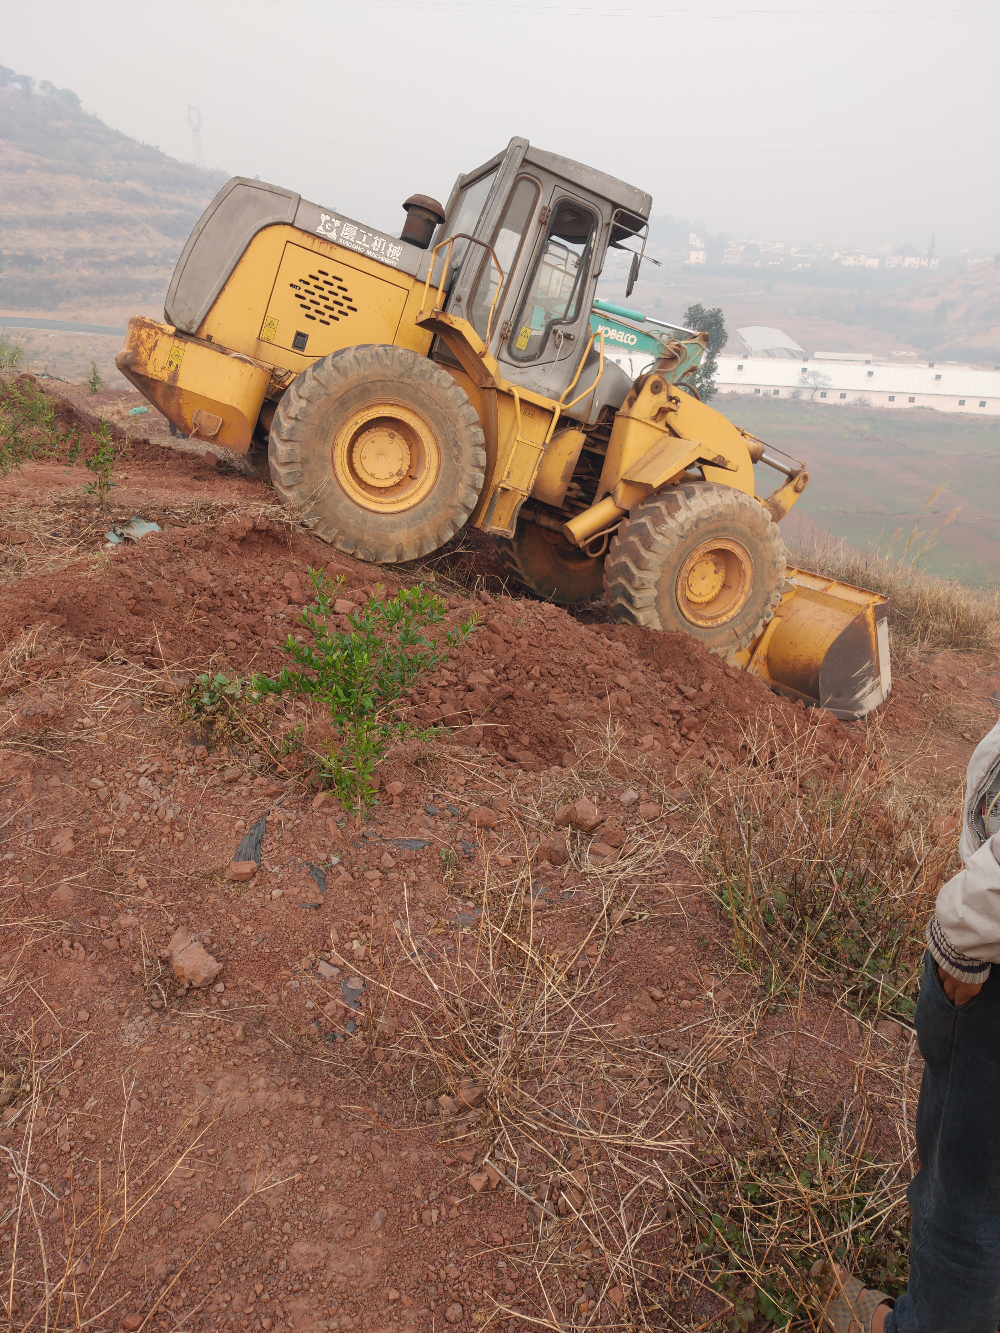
[508,200,597,362]
[469,177,539,340]
[436,169,498,272]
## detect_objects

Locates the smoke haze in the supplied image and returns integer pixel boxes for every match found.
[3,0,998,252]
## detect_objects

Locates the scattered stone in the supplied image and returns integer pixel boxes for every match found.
[637,735,658,752]
[166,928,222,989]
[456,1080,485,1108]
[48,883,75,910]
[385,781,405,796]
[555,797,602,833]
[877,1020,902,1042]
[560,752,577,768]
[312,791,333,810]
[638,802,662,820]
[468,806,499,829]
[381,852,397,870]
[445,1303,464,1324]
[483,1163,504,1188]
[469,1172,489,1192]
[599,822,624,848]
[225,860,258,882]
[535,834,568,866]
[371,1207,386,1231]
[317,960,338,979]
[589,842,618,862]
[333,598,356,615]
[223,766,241,783]
[619,789,640,806]
[50,828,75,856]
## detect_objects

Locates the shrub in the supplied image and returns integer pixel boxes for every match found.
[0,376,73,476]
[85,359,104,393]
[0,329,26,371]
[82,420,117,511]
[255,571,476,819]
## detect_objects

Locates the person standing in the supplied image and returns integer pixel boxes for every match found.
[819,716,1000,1333]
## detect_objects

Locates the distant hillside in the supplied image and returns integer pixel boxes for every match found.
[0,66,227,315]
[793,261,1000,366]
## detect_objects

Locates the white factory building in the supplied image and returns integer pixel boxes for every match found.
[715,338,1000,417]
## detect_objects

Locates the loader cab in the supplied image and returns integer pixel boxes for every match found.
[431,138,650,420]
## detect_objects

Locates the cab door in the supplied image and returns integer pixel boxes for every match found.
[492,191,604,402]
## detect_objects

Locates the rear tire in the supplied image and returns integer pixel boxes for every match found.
[269,345,486,563]
[603,481,785,654]
[495,519,605,605]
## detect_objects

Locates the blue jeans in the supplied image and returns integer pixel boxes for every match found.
[886,954,1000,1333]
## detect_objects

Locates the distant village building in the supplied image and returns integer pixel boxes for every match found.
[716,353,999,416]
[735,326,805,359]
[688,249,706,264]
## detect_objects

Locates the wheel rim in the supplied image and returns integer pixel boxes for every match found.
[676,537,753,627]
[332,402,440,514]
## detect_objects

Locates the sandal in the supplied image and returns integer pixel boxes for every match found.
[811,1260,894,1333]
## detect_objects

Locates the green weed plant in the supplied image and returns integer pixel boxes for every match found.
[0,376,75,476]
[255,570,476,819]
[82,421,118,511]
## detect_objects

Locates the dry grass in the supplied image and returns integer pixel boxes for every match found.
[0,1022,283,1331]
[298,719,945,1330]
[696,721,961,1023]
[792,532,1000,654]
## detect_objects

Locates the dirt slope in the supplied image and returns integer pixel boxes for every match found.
[1,384,997,1331]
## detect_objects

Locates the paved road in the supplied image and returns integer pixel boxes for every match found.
[0,316,127,336]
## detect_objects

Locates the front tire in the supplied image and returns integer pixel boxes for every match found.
[269,345,486,563]
[494,518,605,605]
[603,481,785,654]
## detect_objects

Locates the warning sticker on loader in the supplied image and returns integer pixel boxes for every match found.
[165,343,186,376]
[515,325,533,351]
[260,316,279,344]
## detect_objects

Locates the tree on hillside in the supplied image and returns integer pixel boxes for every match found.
[682,303,727,400]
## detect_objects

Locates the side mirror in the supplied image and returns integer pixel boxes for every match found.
[625,252,641,298]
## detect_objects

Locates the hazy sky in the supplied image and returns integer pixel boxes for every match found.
[5,0,999,253]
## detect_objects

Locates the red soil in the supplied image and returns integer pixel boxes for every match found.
[0,381,996,1332]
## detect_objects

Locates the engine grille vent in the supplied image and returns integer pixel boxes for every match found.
[288,269,359,325]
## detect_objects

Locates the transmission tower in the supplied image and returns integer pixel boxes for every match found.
[187,105,206,171]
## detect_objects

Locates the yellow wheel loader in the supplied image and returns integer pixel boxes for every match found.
[117,137,891,719]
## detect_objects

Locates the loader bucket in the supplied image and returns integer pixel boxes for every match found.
[735,568,891,720]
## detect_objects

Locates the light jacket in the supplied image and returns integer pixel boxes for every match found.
[926,717,1000,986]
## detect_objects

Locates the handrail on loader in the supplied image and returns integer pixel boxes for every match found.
[419,234,506,347]
[540,329,607,445]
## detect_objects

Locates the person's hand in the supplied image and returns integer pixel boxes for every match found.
[938,965,984,1007]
